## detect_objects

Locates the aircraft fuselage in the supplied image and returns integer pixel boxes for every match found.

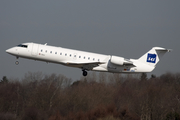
[6,42,170,76]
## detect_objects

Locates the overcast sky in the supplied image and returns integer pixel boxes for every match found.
[1,0,179,81]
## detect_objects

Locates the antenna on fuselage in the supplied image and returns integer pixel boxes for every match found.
[44,43,47,45]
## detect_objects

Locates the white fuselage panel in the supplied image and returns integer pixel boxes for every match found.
[6,42,156,74]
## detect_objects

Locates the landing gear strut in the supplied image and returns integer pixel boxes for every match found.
[82,70,88,76]
[15,56,19,65]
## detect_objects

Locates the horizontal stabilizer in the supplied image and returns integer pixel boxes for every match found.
[153,47,172,52]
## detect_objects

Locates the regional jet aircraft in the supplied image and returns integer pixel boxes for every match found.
[6,42,171,76]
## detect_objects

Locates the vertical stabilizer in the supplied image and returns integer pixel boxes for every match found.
[138,47,171,67]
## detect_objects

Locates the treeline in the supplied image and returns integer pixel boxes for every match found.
[0,72,180,120]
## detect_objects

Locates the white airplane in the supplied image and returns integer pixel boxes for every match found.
[6,42,171,76]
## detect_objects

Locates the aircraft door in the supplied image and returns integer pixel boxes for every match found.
[31,43,39,56]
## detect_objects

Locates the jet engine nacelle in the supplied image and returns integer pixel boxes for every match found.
[110,56,125,66]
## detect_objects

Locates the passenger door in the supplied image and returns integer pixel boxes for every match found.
[31,43,39,56]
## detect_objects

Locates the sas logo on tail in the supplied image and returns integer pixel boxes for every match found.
[147,53,156,63]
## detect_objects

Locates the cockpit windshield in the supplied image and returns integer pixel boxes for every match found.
[17,44,28,48]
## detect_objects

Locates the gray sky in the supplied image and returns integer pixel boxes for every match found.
[1,0,179,81]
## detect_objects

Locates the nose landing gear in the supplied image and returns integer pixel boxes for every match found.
[82,70,88,76]
[15,61,19,65]
[15,56,19,65]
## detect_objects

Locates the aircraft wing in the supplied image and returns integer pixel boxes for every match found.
[61,61,106,70]
[123,59,136,67]
[123,62,136,66]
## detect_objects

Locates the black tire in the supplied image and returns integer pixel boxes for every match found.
[83,71,87,76]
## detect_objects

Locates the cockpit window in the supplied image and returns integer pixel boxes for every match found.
[17,44,28,48]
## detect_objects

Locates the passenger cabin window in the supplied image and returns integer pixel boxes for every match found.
[41,50,43,52]
[60,53,62,55]
[17,44,28,48]
[50,51,52,54]
[55,52,57,54]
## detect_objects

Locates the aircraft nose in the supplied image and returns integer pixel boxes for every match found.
[6,48,12,54]
[6,48,16,55]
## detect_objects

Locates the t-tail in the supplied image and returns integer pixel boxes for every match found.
[138,47,171,70]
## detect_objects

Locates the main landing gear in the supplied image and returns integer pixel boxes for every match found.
[82,70,88,76]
